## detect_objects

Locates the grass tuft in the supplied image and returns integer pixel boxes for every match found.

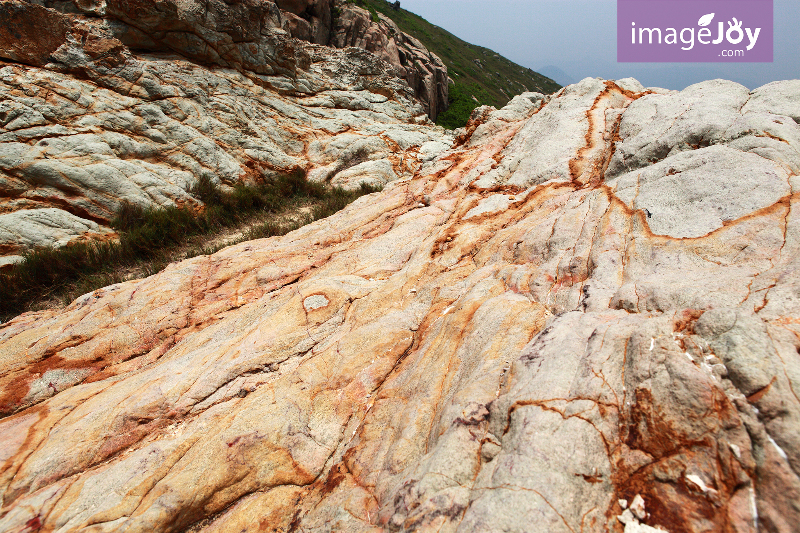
[0,173,380,322]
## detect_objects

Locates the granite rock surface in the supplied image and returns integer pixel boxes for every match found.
[1,76,799,532]
[0,0,453,261]
[329,0,449,122]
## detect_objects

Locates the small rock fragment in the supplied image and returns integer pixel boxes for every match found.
[630,494,647,521]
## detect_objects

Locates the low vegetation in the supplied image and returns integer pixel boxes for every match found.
[436,83,494,131]
[346,0,380,22]
[355,0,561,128]
[0,173,380,322]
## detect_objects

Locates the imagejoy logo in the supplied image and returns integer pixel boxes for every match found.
[618,0,773,63]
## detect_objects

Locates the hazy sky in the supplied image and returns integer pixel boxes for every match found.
[398,0,799,90]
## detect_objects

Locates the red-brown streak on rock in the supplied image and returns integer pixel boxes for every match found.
[465,182,526,195]
[452,95,547,156]
[615,465,747,533]
[0,243,23,255]
[419,295,498,452]
[568,82,655,189]
[286,507,304,533]
[673,309,706,335]
[332,336,428,490]
[17,194,114,225]
[612,381,749,533]
[576,473,604,484]
[754,281,779,314]
[501,398,618,466]
[598,185,794,243]
[430,178,576,260]
[589,107,625,190]
[256,490,308,532]
[0,349,113,418]
[623,387,709,460]
[568,81,623,184]
[24,515,42,531]
[379,135,402,155]
[91,414,175,467]
[757,131,791,145]
[747,376,777,403]
[452,112,488,148]
[0,404,49,480]
[317,462,347,497]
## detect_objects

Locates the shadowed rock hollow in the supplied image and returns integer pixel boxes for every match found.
[1,2,800,532]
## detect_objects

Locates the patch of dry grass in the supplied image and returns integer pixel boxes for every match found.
[0,173,380,322]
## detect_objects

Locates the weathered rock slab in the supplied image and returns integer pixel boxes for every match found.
[1,76,799,533]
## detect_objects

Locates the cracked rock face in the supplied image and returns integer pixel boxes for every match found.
[2,74,800,531]
[0,0,453,261]
[329,0,449,122]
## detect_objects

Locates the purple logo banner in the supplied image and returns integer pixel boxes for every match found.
[618,0,773,62]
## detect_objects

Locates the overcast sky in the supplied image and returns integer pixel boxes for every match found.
[398,0,799,91]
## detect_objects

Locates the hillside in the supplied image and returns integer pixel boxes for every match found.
[0,0,453,312]
[350,0,562,128]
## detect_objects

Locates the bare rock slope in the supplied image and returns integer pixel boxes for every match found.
[0,0,451,263]
[1,72,800,533]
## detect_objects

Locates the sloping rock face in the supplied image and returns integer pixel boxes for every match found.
[0,0,452,261]
[1,0,447,120]
[267,0,450,120]
[1,76,799,532]
[329,0,449,122]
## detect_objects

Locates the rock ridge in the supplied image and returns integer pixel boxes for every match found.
[0,0,454,263]
[1,0,448,120]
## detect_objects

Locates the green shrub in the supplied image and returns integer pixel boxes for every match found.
[435,82,492,130]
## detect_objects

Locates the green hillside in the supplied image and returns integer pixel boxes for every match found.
[349,0,562,129]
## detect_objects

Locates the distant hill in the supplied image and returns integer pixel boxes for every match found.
[352,0,562,129]
[537,66,578,88]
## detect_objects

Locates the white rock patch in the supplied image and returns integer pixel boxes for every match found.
[303,294,330,312]
[0,208,115,252]
[464,194,518,220]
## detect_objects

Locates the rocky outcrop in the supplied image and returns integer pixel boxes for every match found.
[328,0,449,122]
[1,76,799,532]
[1,0,448,122]
[276,0,333,45]
[268,0,450,121]
[0,0,452,262]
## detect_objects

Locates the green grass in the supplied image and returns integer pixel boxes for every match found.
[355,0,561,129]
[0,173,380,322]
[435,83,494,131]
[346,0,380,22]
